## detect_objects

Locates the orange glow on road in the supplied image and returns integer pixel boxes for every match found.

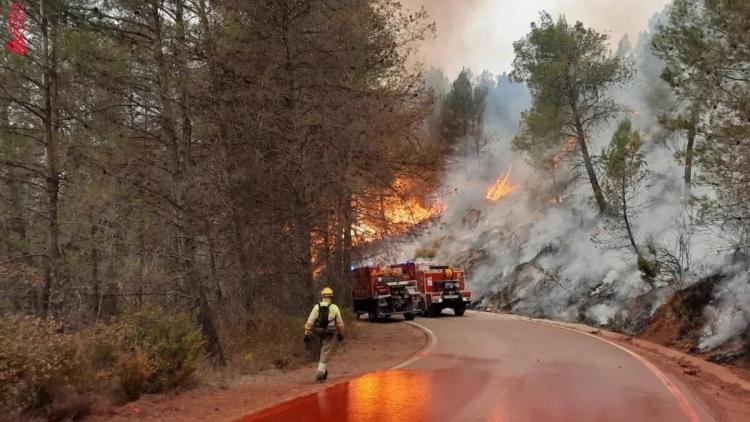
[346,371,430,421]
[237,368,491,422]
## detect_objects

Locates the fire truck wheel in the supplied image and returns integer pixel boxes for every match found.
[404,312,416,321]
[367,311,378,322]
[454,307,466,316]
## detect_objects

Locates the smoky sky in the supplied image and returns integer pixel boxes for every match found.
[403,0,672,78]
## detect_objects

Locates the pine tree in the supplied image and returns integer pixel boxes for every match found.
[601,119,648,259]
[511,12,633,214]
[652,0,750,248]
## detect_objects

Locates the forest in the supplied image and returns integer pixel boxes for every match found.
[0,0,748,420]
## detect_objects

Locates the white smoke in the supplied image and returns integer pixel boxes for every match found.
[402,0,673,78]
[396,6,749,349]
[698,269,750,351]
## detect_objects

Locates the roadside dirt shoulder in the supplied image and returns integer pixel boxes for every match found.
[89,320,428,422]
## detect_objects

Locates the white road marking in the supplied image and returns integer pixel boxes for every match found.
[392,321,438,369]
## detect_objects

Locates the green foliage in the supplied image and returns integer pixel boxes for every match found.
[601,119,649,266]
[511,12,632,213]
[601,119,648,214]
[603,119,646,183]
[447,70,474,127]
[126,311,205,392]
[91,309,206,397]
[637,255,659,287]
[511,12,632,115]
[441,69,489,151]
[653,0,750,245]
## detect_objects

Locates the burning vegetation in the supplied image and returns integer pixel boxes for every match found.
[486,167,518,202]
[351,177,442,245]
[385,197,441,226]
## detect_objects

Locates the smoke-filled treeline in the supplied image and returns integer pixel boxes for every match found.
[0,0,439,361]
[403,0,749,358]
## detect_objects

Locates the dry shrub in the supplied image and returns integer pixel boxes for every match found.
[113,349,154,401]
[0,309,205,419]
[124,310,205,393]
[414,247,437,259]
[88,308,205,400]
[238,304,307,372]
[0,317,89,420]
[48,387,92,422]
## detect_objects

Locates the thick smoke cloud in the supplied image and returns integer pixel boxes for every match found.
[403,0,672,77]
[396,5,749,352]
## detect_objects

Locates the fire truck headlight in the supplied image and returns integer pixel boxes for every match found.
[434,297,442,303]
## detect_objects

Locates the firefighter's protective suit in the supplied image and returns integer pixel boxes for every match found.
[305,288,345,382]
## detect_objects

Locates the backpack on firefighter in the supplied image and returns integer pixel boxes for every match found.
[313,303,336,336]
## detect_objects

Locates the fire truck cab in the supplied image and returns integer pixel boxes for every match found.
[394,262,472,317]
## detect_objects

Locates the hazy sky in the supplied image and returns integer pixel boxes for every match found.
[403,0,672,77]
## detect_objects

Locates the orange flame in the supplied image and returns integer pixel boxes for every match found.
[351,178,442,244]
[550,137,578,166]
[385,198,439,225]
[486,167,517,201]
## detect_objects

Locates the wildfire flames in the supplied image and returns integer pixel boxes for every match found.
[385,198,440,225]
[351,178,442,244]
[550,137,579,166]
[486,168,517,201]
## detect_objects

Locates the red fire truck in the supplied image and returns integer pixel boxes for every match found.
[393,262,472,317]
[351,266,421,321]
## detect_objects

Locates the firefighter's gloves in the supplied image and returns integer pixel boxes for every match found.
[337,333,344,342]
[304,331,313,343]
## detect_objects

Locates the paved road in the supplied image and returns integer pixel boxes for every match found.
[239,312,714,422]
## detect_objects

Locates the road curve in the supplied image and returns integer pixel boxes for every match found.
[238,312,715,422]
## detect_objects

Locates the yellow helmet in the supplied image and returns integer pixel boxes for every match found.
[321,287,334,297]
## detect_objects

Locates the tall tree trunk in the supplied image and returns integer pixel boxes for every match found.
[621,183,640,257]
[339,193,353,308]
[296,212,315,308]
[550,166,561,204]
[153,0,224,363]
[196,0,253,304]
[204,215,223,301]
[280,2,318,307]
[41,0,62,318]
[0,101,28,259]
[684,108,698,200]
[90,224,100,319]
[573,115,607,214]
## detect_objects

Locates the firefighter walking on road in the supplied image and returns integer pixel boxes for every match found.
[304,287,345,383]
